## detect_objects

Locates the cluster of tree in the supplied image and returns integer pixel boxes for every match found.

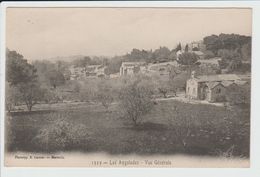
[203,33,251,57]
[203,33,251,73]
[72,56,108,68]
[6,49,71,112]
[119,75,155,126]
[33,60,67,89]
[105,46,180,75]
[6,50,45,111]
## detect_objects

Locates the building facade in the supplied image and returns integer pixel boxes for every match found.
[119,62,146,76]
[186,71,243,102]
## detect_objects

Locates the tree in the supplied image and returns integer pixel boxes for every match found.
[6,50,37,86]
[203,34,222,55]
[203,50,215,59]
[177,52,199,72]
[96,80,114,110]
[157,85,168,98]
[168,50,177,61]
[46,70,65,89]
[184,44,189,52]
[203,33,251,56]
[6,49,44,111]
[166,105,198,149]
[156,66,182,98]
[241,42,251,61]
[119,76,154,126]
[153,46,171,61]
[175,43,182,51]
[226,84,250,105]
[5,82,22,112]
[217,49,242,71]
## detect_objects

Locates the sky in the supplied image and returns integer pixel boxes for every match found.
[6,8,252,61]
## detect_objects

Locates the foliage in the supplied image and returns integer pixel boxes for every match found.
[184,44,189,52]
[177,52,199,67]
[33,60,67,88]
[6,50,37,86]
[166,105,196,149]
[46,70,65,89]
[152,46,171,61]
[241,43,251,61]
[7,99,250,156]
[18,82,46,111]
[33,115,91,151]
[5,82,22,112]
[203,50,215,59]
[217,49,242,71]
[96,80,114,109]
[226,85,250,105]
[119,75,155,125]
[203,33,251,58]
[155,67,181,98]
[42,89,61,104]
[175,43,182,51]
[6,50,45,111]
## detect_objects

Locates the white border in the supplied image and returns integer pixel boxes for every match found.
[1,1,260,177]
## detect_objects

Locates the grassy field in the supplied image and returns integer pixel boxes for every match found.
[6,99,250,157]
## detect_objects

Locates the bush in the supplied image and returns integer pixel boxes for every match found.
[204,50,215,59]
[96,80,114,109]
[33,115,92,151]
[5,82,22,112]
[226,85,250,105]
[119,75,155,126]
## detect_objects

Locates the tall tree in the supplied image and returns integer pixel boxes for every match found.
[175,43,182,51]
[184,44,189,52]
[46,70,65,89]
[6,50,37,85]
[177,52,199,66]
[6,49,45,111]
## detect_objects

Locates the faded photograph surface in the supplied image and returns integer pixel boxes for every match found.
[4,8,251,167]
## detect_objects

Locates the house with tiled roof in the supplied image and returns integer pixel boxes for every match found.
[186,71,246,102]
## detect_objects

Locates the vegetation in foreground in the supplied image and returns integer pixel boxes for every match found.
[6,99,250,158]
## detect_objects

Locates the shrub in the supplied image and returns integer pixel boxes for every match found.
[33,115,92,151]
[119,75,154,126]
[96,80,114,109]
[226,85,250,105]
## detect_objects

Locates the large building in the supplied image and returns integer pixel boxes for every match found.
[186,71,247,102]
[119,62,146,76]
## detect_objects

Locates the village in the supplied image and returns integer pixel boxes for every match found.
[6,31,251,160]
[66,40,250,105]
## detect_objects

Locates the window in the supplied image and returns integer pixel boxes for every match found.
[193,88,196,94]
[216,88,221,94]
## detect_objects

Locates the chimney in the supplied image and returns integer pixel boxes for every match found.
[191,71,196,79]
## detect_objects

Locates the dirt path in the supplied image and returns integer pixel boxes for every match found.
[156,93,225,107]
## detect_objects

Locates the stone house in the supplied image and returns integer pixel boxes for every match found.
[119,62,146,76]
[186,71,242,102]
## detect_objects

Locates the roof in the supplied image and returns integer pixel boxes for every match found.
[195,74,240,82]
[121,62,146,67]
[206,82,223,89]
[234,80,248,85]
[221,81,235,87]
[237,74,251,81]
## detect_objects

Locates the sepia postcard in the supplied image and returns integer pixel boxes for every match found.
[1,4,254,169]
